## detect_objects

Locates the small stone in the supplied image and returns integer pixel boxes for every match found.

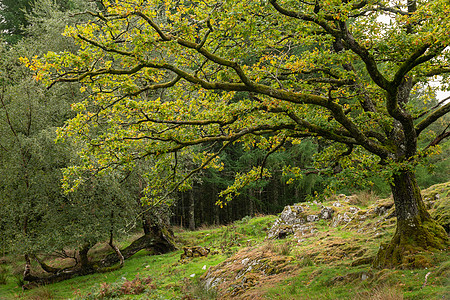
[349,207,360,214]
[331,212,352,227]
[319,207,334,219]
[306,214,319,222]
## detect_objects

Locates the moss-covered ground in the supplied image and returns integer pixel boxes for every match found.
[0,183,448,299]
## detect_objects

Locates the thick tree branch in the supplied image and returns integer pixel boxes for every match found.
[48,63,147,88]
[424,124,450,150]
[120,124,297,157]
[138,113,238,127]
[269,0,338,34]
[419,67,450,78]
[339,28,391,91]
[392,43,434,87]
[416,100,450,135]
[284,111,358,145]
[299,5,391,92]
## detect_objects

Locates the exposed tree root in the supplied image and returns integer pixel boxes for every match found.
[373,217,449,269]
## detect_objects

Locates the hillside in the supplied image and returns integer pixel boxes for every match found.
[0,182,449,299]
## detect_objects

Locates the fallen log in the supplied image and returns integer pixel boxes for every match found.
[22,230,176,289]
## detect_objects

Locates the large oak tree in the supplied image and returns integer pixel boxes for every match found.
[30,0,450,267]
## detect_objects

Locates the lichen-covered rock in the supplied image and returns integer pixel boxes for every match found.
[268,202,323,239]
[180,246,210,260]
[332,201,343,207]
[267,220,294,239]
[422,182,450,233]
[349,207,360,214]
[331,212,353,227]
[320,207,334,219]
[279,205,305,225]
[293,224,317,238]
[373,202,394,216]
[307,214,319,222]
[268,201,344,238]
[267,204,309,239]
[204,276,223,291]
[200,246,294,298]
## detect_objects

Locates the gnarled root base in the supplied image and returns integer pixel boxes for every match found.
[373,217,449,269]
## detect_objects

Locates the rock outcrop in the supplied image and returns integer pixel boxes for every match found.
[268,185,449,241]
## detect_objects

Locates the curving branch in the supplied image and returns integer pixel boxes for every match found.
[48,63,147,88]
[260,137,286,177]
[419,66,450,78]
[416,100,450,135]
[391,44,445,88]
[284,110,358,145]
[269,0,338,32]
[424,123,450,150]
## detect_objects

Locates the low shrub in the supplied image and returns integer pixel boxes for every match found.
[82,274,155,299]
[0,265,7,285]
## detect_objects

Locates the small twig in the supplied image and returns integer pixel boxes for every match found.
[260,137,286,178]
[421,271,431,289]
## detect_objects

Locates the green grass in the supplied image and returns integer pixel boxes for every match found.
[265,260,450,300]
[0,193,448,300]
[0,215,277,299]
[0,244,225,299]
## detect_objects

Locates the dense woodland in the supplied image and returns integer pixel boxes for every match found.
[0,0,449,287]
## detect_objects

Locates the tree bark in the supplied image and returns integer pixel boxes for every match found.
[188,189,195,231]
[249,189,255,217]
[22,222,177,289]
[109,228,124,268]
[22,244,95,289]
[374,169,449,268]
[99,230,176,267]
[78,243,95,274]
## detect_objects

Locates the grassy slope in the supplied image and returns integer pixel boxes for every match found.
[0,185,449,300]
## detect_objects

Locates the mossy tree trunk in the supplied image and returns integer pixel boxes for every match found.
[79,243,95,274]
[374,169,449,268]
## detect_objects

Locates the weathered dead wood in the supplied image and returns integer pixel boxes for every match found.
[22,230,176,289]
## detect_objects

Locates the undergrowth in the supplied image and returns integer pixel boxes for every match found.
[0,189,448,299]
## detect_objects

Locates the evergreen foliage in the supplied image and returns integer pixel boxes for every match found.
[0,0,32,44]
